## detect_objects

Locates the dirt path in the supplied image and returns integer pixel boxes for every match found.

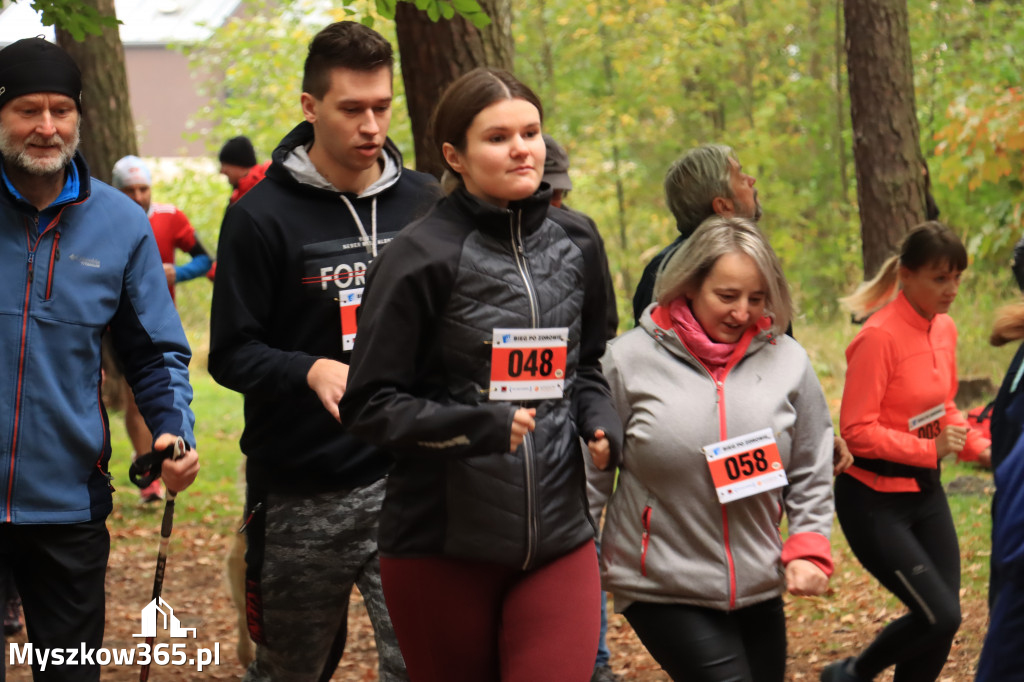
[5,523,987,681]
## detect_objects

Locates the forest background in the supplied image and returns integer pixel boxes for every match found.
[156,0,1024,385]
[167,2,1019,678]
[169,3,1020,678]
[5,0,1022,679]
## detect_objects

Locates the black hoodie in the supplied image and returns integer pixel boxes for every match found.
[209,121,440,493]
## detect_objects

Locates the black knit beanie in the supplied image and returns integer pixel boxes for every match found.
[0,37,83,112]
[218,136,257,167]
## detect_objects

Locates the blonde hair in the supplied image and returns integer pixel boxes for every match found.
[653,216,793,335]
[991,300,1024,347]
[841,221,968,318]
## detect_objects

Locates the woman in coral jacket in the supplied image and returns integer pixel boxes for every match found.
[823,222,990,682]
[596,216,835,682]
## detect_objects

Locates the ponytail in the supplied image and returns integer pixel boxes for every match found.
[991,300,1024,347]
[840,221,967,320]
[840,255,901,319]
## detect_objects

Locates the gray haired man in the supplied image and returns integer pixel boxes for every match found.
[631,144,760,324]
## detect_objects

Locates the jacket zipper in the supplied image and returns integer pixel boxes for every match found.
[510,209,541,569]
[928,319,937,370]
[7,214,68,521]
[45,228,61,300]
[510,210,539,327]
[673,332,750,609]
[640,505,653,576]
[7,222,40,522]
[710,371,739,608]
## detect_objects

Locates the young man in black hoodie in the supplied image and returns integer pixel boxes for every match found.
[209,22,439,682]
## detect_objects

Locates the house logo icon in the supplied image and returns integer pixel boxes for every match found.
[133,597,196,638]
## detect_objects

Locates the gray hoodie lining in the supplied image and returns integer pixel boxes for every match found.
[282,142,400,197]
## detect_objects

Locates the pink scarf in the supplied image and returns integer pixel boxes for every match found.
[667,298,737,369]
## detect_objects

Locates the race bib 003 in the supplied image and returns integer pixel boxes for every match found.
[908,403,945,439]
[489,327,568,401]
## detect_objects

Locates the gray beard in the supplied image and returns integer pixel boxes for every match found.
[0,121,80,177]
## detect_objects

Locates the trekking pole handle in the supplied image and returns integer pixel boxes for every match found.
[129,436,186,489]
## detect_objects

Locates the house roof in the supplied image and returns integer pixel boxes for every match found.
[0,0,243,46]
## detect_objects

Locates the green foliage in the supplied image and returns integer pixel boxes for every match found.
[29,0,120,41]
[374,0,491,27]
[512,0,1024,329]
[108,368,245,533]
[148,162,227,358]
[911,0,1024,271]
[173,0,1021,328]
[515,0,862,325]
[177,0,413,165]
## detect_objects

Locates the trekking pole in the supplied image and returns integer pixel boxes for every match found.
[132,437,186,682]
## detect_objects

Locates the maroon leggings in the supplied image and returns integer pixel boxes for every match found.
[379,539,600,682]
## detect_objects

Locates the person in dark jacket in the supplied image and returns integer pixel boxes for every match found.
[340,67,623,682]
[206,136,270,281]
[975,423,1024,682]
[0,37,199,681]
[544,133,618,340]
[543,133,621,682]
[983,302,1024,619]
[208,21,439,682]
[218,135,263,201]
[631,144,761,325]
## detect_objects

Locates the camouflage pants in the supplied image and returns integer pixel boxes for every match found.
[243,478,406,682]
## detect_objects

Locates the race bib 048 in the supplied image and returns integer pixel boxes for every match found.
[489,327,568,401]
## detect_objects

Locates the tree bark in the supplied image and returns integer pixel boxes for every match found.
[394,0,513,177]
[834,0,849,204]
[56,0,136,184]
[534,0,558,117]
[844,0,926,278]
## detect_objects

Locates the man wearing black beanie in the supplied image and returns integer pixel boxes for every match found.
[218,135,258,189]
[0,37,200,681]
[217,134,270,206]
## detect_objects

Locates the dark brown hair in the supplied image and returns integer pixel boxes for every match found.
[841,221,968,317]
[429,67,544,178]
[302,21,393,99]
[898,221,967,272]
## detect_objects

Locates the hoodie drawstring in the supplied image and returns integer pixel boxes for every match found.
[339,195,378,257]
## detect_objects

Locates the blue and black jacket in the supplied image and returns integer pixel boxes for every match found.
[0,152,195,524]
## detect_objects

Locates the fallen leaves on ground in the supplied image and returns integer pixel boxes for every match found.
[5,523,987,681]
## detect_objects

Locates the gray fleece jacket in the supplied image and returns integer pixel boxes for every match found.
[594,305,834,612]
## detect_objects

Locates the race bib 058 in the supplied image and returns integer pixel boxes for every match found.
[702,428,788,504]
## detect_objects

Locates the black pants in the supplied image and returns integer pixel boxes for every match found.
[0,521,109,682]
[834,475,961,682]
[623,597,786,682]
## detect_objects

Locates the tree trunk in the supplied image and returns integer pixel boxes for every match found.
[56,0,136,184]
[834,0,849,204]
[534,0,558,118]
[394,0,513,177]
[844,0,926,278]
